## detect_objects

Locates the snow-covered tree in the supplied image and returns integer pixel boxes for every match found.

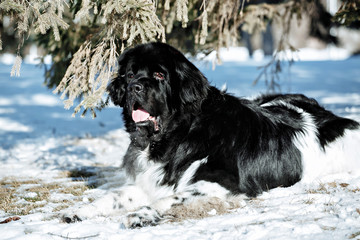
[0,0,359,117]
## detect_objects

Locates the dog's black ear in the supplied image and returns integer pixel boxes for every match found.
[170,47,209,113]
[107,51,129,107]
[107,75,126,107]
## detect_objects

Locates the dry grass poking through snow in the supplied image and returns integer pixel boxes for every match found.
[306,181,360,195]
[0,172,90,216]
[165,196,246,222]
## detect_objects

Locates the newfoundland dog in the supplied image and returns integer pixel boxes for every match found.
[67,42,360,228]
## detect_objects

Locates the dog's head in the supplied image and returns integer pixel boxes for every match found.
[107,42,209,135]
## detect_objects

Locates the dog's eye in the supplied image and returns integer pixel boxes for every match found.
[153,72,165,81]
[127,73,134,79]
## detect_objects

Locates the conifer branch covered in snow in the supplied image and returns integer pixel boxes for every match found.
[1,0,166,116]
[0,0,69,75]
[53,37,118,118]
[10,55,22,77]
[52,0,166,117]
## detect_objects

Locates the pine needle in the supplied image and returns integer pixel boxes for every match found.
[10,56,22,77]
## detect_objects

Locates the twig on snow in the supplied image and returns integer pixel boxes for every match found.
[47,232,100,239]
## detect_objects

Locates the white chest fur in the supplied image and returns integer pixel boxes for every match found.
[132,147,215,203]
[133,146,175,202]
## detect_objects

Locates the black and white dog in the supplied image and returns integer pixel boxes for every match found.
[67,42,360,228]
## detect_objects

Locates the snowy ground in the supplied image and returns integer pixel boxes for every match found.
[0,50,360,239]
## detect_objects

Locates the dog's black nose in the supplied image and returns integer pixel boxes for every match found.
[129,83,143,93]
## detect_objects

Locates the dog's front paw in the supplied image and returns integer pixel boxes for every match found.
[126,206,162,228]
[61,214,82,223]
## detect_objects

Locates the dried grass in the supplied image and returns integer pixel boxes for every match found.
[306,181,359,195]
[0,176,89,216]
[165,196,245,222]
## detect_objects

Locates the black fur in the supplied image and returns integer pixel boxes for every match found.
[107,42,359,198]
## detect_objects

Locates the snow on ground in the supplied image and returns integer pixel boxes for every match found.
[0,51,360,239]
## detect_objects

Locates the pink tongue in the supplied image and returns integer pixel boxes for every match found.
[132,109,150,122]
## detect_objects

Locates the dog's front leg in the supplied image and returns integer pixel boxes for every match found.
[124,181,233,228]
[62,185,150,223]
[124,191,192,228]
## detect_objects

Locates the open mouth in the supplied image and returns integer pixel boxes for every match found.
[132,103,160,131]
